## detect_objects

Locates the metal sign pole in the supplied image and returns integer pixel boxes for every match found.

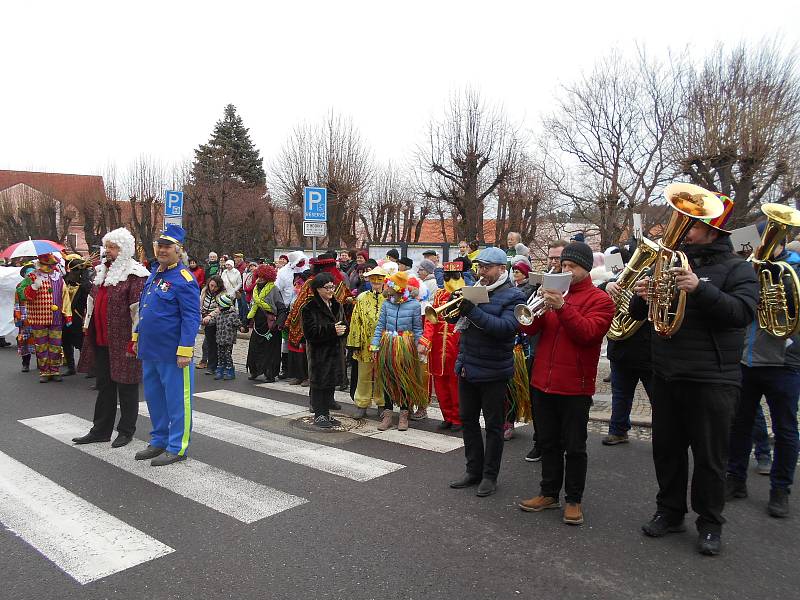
[312,236,317,259]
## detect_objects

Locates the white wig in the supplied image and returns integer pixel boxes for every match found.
[94,227,151,286]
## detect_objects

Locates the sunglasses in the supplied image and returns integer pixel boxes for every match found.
[442,272,462,281]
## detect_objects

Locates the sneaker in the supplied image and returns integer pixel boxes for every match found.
[756,456,772,476]
[409,408,428,421]
[525,446,542,462]
[725,476,748,500]
[518,496,561,512]
[328,416,342,427]
[767,488,790,518]
[697,532,721,556]
[313,415,332,429]
[563,502,584,525]
[641,513,686,537]
[602,434,629,446]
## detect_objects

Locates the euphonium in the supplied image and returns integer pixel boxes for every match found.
[648,183,724,338]
[751,203,800,339]
[607,236,659,340]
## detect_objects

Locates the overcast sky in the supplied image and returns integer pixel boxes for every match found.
[2,0,798,182]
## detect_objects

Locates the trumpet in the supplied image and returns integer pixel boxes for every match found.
[424,279,483,324]
[750,203,800,338]
[648,183,724,338]
[513,270,568,326]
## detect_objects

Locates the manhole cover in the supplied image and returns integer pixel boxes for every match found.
[292,412,364,433]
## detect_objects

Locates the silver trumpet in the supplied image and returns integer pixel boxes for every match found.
[514,268,567,326]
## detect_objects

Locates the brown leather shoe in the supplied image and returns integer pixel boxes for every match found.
[563,502,584,525]
[377,410,394,431]
[518,495,561,512]
[398,409,410,431]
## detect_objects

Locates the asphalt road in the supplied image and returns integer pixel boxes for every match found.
[1,347,797,600]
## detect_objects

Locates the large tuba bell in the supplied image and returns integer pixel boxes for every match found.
[607,236,659,340]
[648,183,724,338]
[751,203,800,338]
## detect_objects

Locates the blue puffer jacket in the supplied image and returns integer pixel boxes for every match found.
[371,297,423,348]
[455,278,525,382]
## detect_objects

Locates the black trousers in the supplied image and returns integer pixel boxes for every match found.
[89,346,140,437]
[459,377,506,481]
[651,376,738,534]
[62,328,83,371]
[311,387,334,417]
[202,325,218,370]
[532,388,591,503]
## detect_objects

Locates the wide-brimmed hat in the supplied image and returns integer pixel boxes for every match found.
[699,193,735,234]
[364,266,387,278]
[386,270,410,292]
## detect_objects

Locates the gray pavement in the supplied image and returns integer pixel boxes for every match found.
[1,346,798,600]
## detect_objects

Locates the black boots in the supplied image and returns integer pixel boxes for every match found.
[641,513,686,537]
[768,488,790,518]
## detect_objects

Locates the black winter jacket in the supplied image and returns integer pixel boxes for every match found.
[629,237,758,386]
[455,277,526,383]
[302,294,346,387]
[598,281,652,370]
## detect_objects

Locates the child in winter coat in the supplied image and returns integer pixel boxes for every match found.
[204,292,241,380]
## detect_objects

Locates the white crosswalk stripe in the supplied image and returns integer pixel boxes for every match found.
[195,389,304,416]
[193,389,464,453]
[138,405,405,481]
[0,450,174,585]
[20,414,308,524]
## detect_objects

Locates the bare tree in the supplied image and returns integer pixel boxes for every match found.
[676,40,800,226]
[124,155,167,255]
[495,152,553,247]
[541,49,684,248]
[0,184,68,247]
[273,113,373,248]
[417,88,522,243]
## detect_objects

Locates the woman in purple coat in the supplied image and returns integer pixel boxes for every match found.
[74,227,150,448]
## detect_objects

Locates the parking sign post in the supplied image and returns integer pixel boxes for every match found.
[303,187,327,258]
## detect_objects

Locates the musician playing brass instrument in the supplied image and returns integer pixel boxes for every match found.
[726,211,800,520]
[630,190,758,556]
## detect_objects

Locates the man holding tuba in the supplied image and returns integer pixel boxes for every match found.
[630,193,758,556]
[726,220,800,519]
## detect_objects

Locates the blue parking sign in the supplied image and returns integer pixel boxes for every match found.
[303,187,327,222]
[164,190,183,217]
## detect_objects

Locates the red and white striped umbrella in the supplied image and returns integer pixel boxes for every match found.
[0,239,65,260]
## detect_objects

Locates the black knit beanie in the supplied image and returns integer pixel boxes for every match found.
[560,241,593,272]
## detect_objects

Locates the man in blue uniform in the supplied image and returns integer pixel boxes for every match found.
[132,224,201,466]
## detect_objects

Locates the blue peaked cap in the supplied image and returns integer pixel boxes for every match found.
[158,224,186,246]
[476,246,507,265]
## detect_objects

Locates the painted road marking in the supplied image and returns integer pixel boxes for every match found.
[138,405,405,482]
[20,414,307,524]
[195,389,304,416]
[0,451,174,585]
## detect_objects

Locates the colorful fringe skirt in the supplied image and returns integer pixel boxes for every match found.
[376,331,428,411]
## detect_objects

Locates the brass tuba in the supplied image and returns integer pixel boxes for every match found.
[648,183,724,338]
[606,236,659,340]
[751,203,800,339]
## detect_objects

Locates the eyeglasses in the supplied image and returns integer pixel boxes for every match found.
[477,264,500,271]
[322,284,336,290]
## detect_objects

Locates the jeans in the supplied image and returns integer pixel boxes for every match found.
[727,365,800,491]
[608,361,652,435]
[459,378,506,481]
[532,388,592,503]
[651,376,738,534]
[752,403,771,460]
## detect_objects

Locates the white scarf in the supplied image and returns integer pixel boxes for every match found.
[455,271,509,332]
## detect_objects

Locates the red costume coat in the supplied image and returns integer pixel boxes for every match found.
[419,289,460,377]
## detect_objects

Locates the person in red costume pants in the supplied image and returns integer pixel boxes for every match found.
[418,261,464,431]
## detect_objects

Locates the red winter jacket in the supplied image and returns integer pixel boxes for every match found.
[521,275,615,396]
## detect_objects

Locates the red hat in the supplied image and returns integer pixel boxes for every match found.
[512,261,532,277]
[700,193,735,234]
[256,264,277,282]
[443,261,462,272]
